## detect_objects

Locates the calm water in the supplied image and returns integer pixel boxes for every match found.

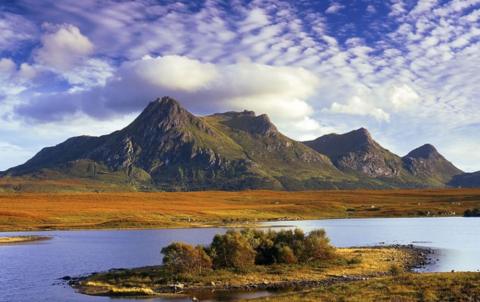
[0,217,479,302]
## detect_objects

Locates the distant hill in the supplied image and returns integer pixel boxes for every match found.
[1,97,468,191]
[449,171,480,188]
[303,129,463,188]
[402,144,463,186]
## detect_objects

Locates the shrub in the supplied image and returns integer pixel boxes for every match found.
[464,208,480,217]
[162,228,335,275]
[210,230,256,271]
[299,229,335,262]
[161,242,212,275]
[276,245,297,264]
[389,264,403,276]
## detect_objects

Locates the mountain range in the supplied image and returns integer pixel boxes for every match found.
[1,97,478,191]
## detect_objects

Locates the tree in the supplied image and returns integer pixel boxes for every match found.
[276,245,297,264]
[161,242,212,275]
[210,230,256,271]
[299,229,335,262]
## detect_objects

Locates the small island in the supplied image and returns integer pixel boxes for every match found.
[0,235,50,245]
[464,208,480,217]
[71,229,429,298]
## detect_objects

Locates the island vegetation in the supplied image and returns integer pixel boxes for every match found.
[1,188,479,231]
[249,272,480,302]
[464,208,480,217]
[71,228,426,298]
[0,235,50,245]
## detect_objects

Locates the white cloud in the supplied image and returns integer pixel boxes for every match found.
[0,12,37,51]
[328,96,391,122]
[390,84,420,110]
[326,2,345,14]
[35,24,94,70]
[127,55,218,92]
[0,58,16,77]
[0,142,34,171]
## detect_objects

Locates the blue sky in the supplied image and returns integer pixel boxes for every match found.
[0,0,479,171]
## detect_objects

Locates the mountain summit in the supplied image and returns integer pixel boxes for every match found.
[2,97,467,191]
[402,144,463,185]
[303,128,403,178]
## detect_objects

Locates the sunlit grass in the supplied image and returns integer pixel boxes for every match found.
[0,235,50,244]
[77,247,413,296]
[247,272,480,302]
[1,189,479,231]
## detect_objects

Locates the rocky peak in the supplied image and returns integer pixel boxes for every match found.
[219,110,256,118]
[218,111,278,136]
[249,114,278,136]
[402,144,463,183]
[303,128,403,178]
[127,96,204,134]
[343,128,375,147]
[405,144,439,159]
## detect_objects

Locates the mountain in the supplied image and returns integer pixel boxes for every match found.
[448,171,480,188]
[303,130,463,187]
[3,97,356,191]
[2,96,467,191]
[402,144,463,186]
[303,128,403,178]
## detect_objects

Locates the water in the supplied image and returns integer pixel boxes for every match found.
[1,217,479,301]
[263,217,480,272]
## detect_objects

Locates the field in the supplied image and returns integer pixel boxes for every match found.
[1,189,480,231]
[249,272,480,302]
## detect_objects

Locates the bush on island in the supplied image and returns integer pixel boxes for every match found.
[161,228,335,274]
[161,242,212,274]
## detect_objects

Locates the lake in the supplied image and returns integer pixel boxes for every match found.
[0,217,479,301]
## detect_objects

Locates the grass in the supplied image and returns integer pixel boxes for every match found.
[1,189,479,231]
[247,272,480,302]
[0,235,50,244]
[75,247,415,296]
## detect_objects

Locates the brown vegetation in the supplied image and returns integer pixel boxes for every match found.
[248,272,480,302]
[1,189,479,231]
[74,246,419,297]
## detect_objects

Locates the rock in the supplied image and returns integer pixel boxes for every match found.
[60,276,71,281]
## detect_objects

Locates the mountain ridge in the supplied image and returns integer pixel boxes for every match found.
[1,96,471,191]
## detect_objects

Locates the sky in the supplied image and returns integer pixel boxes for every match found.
[0,0,479,172]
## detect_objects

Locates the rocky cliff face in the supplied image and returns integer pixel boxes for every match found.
[303,128,403,178]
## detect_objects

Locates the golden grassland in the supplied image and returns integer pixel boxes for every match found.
[1,189,480,231]
[75,247,414,296]
[248,272,480,302]
[0,235,50,244]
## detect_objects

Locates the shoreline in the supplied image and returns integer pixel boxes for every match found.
[69,245,433,298]
[0,235,51,245]
[0,215,470,233]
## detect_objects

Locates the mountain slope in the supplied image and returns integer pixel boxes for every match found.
[2,97,466,191]
[303,128,404,178]
[448,171,480,188]
[3,97,353,191]
[402,144,463,186]
[303,129,463,187]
